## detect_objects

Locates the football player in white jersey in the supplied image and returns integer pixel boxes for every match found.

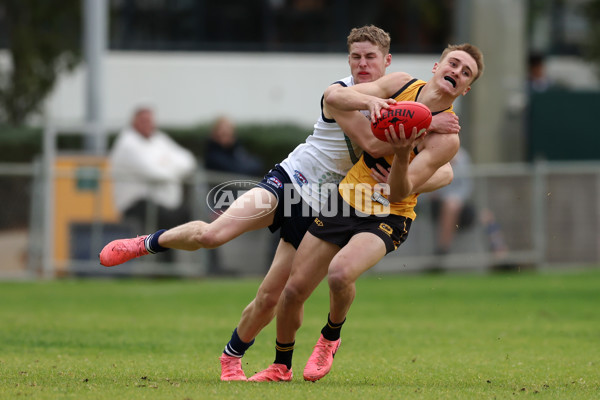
[99,25,460,381]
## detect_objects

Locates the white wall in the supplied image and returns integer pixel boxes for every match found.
[547,56,600,91]
[2,49,597,150]
[42,51,441,129]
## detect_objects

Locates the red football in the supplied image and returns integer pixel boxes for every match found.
[371,101,432,142]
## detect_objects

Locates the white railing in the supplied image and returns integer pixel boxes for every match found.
[0,126,598,278]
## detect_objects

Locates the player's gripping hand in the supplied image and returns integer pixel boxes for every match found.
[367,97,397,123]
[384,124,427,157]
[429,112,460,134]
[370,163,390,183]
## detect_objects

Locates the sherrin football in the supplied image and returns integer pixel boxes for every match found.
[371,101,432,142]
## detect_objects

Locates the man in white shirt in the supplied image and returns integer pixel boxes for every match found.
[110,106,197,232]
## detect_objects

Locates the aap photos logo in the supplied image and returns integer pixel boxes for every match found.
[206,180,278,220]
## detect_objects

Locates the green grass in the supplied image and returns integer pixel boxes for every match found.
[1,269,599,399]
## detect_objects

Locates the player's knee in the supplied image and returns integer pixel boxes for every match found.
[254,289,280,314]
[327,267,353,292]
[193,228,223,249]
[281,282,307,306]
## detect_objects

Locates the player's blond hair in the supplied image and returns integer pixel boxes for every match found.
[440,43,485,82]
[347,25,391,55]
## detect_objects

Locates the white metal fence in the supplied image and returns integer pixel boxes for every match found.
[0,158,598,279]
[0,126,598,279]
[376,161,600,273]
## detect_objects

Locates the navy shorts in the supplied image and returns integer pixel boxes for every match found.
[308,191,413,254]
[258,164,316,249]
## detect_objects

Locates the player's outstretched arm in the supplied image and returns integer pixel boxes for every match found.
[324,88,395,122]
[385,125,426,202]
[403,133,460,199]
[326,105,392,158]
[387,126,459,202]
[323,72,412,121]
[413,162,453,193]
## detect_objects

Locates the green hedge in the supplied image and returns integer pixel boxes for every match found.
[166,122,310,169]
[0,125,44,163]
[0,123,312,167]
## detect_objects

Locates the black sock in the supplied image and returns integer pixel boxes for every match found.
[223,328,254,358]
[274,340,294,370]
[144,229,168,253]
[321,314,345,341]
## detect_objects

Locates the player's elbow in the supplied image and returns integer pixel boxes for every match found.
[388,193,406,203]
[446,169,454,187]
[323,86,343,106]
[440,164,454,188]
[388,187,412,203]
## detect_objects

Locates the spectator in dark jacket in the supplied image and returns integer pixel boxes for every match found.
[204,116,263,175]
[203,116,264,275]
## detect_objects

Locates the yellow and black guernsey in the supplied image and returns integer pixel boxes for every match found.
[338,78,454,219]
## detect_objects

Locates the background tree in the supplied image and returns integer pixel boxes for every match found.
[0,0,81,125]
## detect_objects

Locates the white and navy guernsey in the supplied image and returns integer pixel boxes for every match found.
[280,76,369,213]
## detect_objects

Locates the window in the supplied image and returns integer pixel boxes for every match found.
[529,0,593,55]
[109,0,455,53]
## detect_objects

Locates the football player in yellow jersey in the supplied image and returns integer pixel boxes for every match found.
[250,44,484,382]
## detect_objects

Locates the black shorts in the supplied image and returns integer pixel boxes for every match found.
[308,191,412,254]
[258,164,316,249]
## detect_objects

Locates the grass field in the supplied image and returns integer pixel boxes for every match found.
[1,268,599,399]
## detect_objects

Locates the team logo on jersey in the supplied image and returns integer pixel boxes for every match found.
[378,223,393,236]
[266,176,283,189]
[293,170,308,187]
[314,218,324,227]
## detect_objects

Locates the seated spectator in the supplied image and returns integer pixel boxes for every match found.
[109,105,197,238]
[430,147,476,255]
[430,147,509,264]
[203,116,264,275]
[204,116,263,176]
